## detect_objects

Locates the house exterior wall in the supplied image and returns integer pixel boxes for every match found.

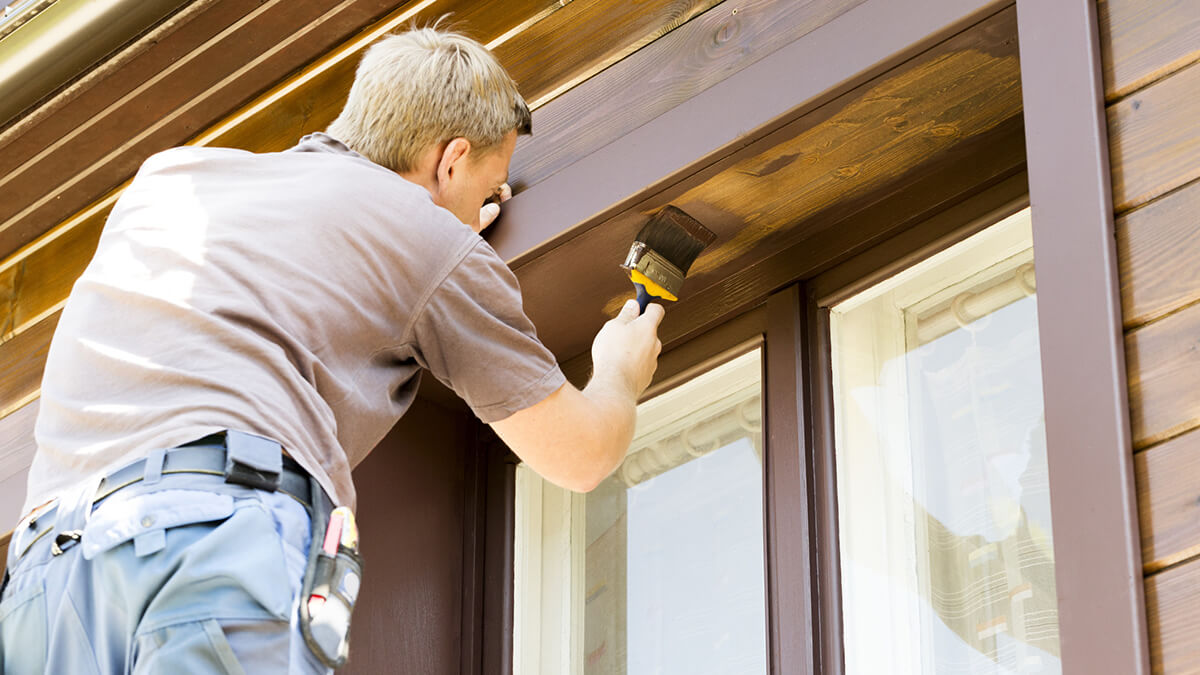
[1097,0,1200,672]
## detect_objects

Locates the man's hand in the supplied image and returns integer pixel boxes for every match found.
[478,183,512,232]
[489,298,666,493]
[590,299,664,399]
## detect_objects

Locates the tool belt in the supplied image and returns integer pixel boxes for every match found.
[1,430,362,670]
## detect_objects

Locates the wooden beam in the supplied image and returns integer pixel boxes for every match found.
[1016,0,1149,671]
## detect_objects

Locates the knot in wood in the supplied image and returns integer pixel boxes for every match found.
[928,123,959,137]
[713,18,739,46]
[833,165,860,178]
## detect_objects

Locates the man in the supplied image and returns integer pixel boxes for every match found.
[0,27,663,673]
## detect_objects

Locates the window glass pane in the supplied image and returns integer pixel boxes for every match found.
[830,208,1061,674]
[514,349,767,675]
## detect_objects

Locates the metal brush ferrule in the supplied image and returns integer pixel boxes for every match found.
[620,241,685,298]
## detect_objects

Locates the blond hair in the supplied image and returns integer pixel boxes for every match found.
[327,27,531,173]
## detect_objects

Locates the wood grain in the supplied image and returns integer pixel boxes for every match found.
[1146,559,1200,674]
[1097,0,1200,101]
[492,0,724,108]
[1137,428,1200,573]
[1126,301,1200,449]
[508,0,866,192]
[1117,177,1200,330]
[1108,62,1200,214]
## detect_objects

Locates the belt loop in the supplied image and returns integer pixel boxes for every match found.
[143,447,167,485]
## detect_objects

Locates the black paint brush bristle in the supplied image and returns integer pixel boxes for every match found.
[634,206,716,276]
[621,206,717,311]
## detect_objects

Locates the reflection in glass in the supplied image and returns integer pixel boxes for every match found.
[831,209,1061,674]
[514,350,767,675]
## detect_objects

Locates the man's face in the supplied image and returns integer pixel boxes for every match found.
[438,130,517,233]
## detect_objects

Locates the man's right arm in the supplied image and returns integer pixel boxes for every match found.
[490,299,664,493]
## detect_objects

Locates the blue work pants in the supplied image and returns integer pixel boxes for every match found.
[0,471,331,674]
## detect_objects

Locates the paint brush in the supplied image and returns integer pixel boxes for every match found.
[620,206,717,314]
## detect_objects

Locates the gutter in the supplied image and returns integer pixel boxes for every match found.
[0,0,190,128]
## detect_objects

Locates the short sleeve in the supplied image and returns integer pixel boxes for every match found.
[408,239,566,423]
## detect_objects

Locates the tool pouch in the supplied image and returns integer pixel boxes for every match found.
[299,477,362,669]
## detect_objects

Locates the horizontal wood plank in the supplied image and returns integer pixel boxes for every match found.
[1137,428,1200,573]
[1108,62,1200,214]
[1126,301,1200,448]
[1146,559,1200,674]
[508,0,866,193]
[1118,177,1200,329]
[491,0,724,109]
[1097,0,1200,102]
[0,312,58,420]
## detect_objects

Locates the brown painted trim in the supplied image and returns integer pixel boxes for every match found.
[482,435,517,675]
[460,428,487,675]
[1016,1,1150,672]
[805,304,844,675]
[763,286,817,674]
[489,0,1011,267]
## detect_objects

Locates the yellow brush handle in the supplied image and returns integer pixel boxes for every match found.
[629,269,678,301]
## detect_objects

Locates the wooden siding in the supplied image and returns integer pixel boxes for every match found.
[1102,0,1200,671]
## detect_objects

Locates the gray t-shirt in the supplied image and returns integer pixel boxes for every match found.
[24,133,565,513]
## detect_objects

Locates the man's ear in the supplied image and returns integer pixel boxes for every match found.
[436,137,472,189]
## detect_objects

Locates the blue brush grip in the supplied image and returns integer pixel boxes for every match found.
[634,282,652,315]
